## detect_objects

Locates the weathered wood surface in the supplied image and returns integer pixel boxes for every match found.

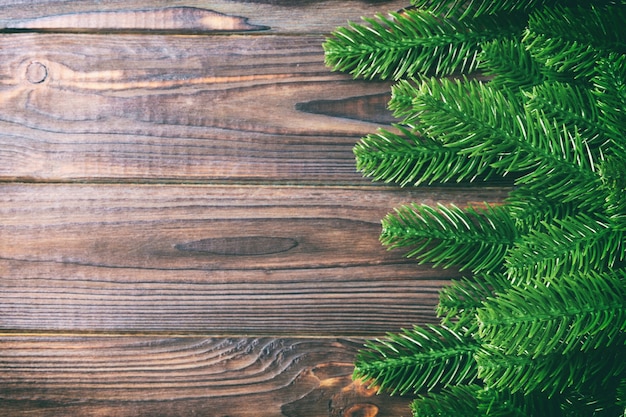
[0,337,412,417]
[0,1,509,415]
[0,183,508,335]
[0,32,395,183]
[0,1,410,34]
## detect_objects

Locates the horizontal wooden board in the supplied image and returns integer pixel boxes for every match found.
[0,33,396,183]
[0,184,509,335]
[0,0,409,34]
[0,336,412,416]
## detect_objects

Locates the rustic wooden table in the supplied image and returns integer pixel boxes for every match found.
[0,2,508,415]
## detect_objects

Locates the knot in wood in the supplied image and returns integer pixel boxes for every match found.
[343,404,379,417]
[26,61,48,84]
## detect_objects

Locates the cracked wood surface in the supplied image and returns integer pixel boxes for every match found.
[0,1,508,415]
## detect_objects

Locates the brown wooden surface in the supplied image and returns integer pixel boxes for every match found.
[0,1,508,415]
[0,1,409,34]
[0,337,416,417]
[0,32,393,183]
[1,184,506,335]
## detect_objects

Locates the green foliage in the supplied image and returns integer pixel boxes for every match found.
[410,0,550,19]
[478,38,553,92]
[618,378,626,408]
[410,384,483,417]
[436,273,512,332]
[505,213,625,282]
[475,340,626,398]
[324,0,626,415]
[323,8,524,80]
[353,325,479,395]
[354,125,497,186]
[594,53,626,149]
[524,3,626,79]
[477,270,626,358]
[524,81,608,148]
[381,203,517,273]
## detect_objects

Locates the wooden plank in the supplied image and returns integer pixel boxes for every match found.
[5,7,271,33]
[0,183,509,335]
[0,33,395,183]
[0,1,409,34]
[0,336,412,416]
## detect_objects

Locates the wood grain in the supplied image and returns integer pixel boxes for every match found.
[0,184,508,335]
[0,336,412,416]
[6,7,270,33]
[0,33,395,183]
[0,1,409,34]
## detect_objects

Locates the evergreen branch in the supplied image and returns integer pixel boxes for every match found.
[477,269,626,358]
[601,155,626,233]
[381,203,517,273]
[512,143,602,212]
[561,384,626,417]
[410,0,550,19]
[479,38,550,92]
[389,79,421,120]
[323,9,521,80]
[436,273,512,332]
[618,378,626,409]
[524,81,609,150]
[326,1,626,412]
[411,77,604,210]
[593,53,626,151]
[410,384,482,417]
[503,186,580,232]
[354,325,479,395]
[524,4,626,79]
[354,125,495,186]
[505,213,625,281]
[476,340,626,398]
[476,388,566,417]
[410,383,568,417]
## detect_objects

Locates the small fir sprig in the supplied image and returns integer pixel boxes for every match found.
[324,0,626,415]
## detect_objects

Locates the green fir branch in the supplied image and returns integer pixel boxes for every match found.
[477,269,626,358]
[411,77,604,210]
[601,155,626,234]
[524,3,626,79]
[388,79,422,120]
[524,81,609,149]
[354,125,496,186]
[410,384,482,417]
[410,384,568,417]
[410,0,550,19]
[354,325,479,395]
[381,203,517,273]
[476,340,626,398]
[618,378,626,408]
[479,38,551,92]
[593,53,626,150]
[505,213,625,281]
[476,388,567,417]
[503,186,580,232]
[323,1,626,414]
[323,8,522,80]
[561,385,626,417]
[436,273,511,332]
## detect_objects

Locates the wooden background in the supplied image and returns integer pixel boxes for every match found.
[0,1,508,416]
